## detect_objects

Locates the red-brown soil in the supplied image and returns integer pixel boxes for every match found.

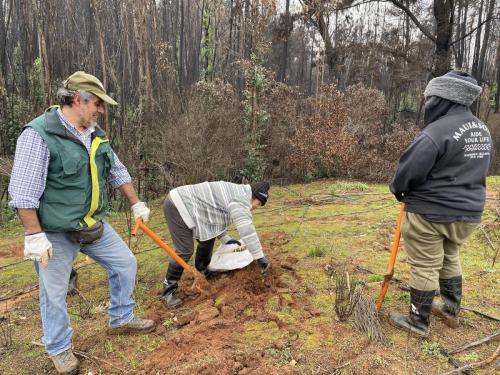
[138,251,301,375]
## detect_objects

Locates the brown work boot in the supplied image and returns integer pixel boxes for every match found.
[107,317,155,335]
[50,348,79,374]
[431,299,459,328]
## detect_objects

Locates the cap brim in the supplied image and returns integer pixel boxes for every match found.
[93,92,118,106]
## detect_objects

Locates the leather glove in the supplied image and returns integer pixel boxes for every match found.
[256,256,270,275]
[131,201,150,223]
[226,239,242,246]
[24,232,53,268]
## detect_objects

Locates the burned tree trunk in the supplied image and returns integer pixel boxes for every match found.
[432,0,453,77]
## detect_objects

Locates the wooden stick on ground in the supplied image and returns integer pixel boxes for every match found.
[448,331,500,355]
[462,306,500,322]
[439,350,474,375]
[440,343,500,375]
[73,350,129,374]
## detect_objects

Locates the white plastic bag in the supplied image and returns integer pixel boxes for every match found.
[207,240,254,272]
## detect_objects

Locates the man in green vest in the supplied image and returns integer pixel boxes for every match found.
[8,71,155,374]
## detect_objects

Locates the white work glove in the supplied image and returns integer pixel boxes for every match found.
[131,201,150,223]
[24,232,53,268]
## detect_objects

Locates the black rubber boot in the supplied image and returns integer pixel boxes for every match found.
[195,238,216,279]
[390,288,435,336]
[161,264,184,307]
[432,276,462,328]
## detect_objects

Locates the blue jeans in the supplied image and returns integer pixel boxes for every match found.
[37,222,137,355]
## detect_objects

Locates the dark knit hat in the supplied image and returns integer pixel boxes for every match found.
[251,181,270,206]
[423,70,482,106]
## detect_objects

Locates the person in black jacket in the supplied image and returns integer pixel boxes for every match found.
[389,71,492,336]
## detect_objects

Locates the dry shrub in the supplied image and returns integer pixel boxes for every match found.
[262,82,305,179]
[334,267,362,321]
[0,315,13,348]
[344,84,388,139]
[156,80,245,185]
[289,84,355,177]
[343,84,419,181]
[353,293,386,343]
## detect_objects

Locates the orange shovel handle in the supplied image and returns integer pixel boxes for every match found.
[376,203,405,312]
[132,218,194,274]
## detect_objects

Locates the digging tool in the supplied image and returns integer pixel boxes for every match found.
[132,218,210,293]
[376,203,405,312]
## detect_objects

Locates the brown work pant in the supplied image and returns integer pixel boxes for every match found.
[401,212,478,291]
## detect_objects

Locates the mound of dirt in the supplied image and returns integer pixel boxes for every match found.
[139,254,301,374]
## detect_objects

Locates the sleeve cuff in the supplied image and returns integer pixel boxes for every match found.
[9,198,40,209]
[110,176,132,188]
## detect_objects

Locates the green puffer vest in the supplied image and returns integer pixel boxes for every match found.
[28,107,115,232]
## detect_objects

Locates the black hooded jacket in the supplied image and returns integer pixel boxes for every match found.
[390,98,493,220]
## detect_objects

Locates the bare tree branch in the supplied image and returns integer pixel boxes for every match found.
[389,0,437,43]
[449,15,498,46]
[440,344,500,375]
[448,331,500,356]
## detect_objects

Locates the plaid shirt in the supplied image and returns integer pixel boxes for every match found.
[8,108,131,209]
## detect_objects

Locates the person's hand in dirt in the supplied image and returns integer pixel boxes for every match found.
[225,239,241,246]
[257,256,270,274]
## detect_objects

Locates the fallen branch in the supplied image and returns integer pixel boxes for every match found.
[74,349,129,374]
[0,285,38,302]
[462,306,500,322]
[440,343,500,375]
[448,331,500,355]
[439,350,474,375]
[31,341,129,373]
[479,225,498,267]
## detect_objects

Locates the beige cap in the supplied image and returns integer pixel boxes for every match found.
[63,71,118,105]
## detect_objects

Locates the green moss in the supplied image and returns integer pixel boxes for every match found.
[265,296,280,312]
[214,294,226,307]
[303,333,321,350]
[243,321,286,346]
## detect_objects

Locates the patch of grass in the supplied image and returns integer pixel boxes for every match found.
[128,357,139,369]
[269,346,293,365]
[383,292,395,302]
[396,292,410,304]
[458,352,480,362]
[162,318,174,328]
[307,245,327,257]
[104,340,114,353]
[371,355,388,367]
[420,340,441,356]
[366,274,383,283]
[137,335,162,353]
[329,181,369,195]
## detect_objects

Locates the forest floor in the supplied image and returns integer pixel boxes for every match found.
[0,178,499,375]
